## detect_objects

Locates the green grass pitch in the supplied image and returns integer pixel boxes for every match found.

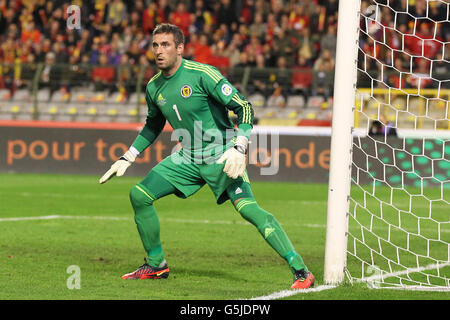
[0,173,448,300]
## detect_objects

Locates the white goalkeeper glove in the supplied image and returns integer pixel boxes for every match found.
[217,136,248,179]
[99,148,137,184]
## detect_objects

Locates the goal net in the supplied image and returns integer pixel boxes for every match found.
[325,0,449,291]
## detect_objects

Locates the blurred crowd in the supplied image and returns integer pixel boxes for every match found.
[358,0,449,91]
[0,0,448,106]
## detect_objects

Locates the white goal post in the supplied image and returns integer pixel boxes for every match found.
[324,0,449,290]
[324,0,361,285]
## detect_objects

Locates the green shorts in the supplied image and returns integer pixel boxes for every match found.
[144,151,252,204]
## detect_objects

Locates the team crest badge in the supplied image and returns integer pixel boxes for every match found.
[180,85,192,98]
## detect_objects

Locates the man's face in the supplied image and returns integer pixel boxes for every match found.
[152,33,183,73]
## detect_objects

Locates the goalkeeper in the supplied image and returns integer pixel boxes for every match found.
[99,23,314,290]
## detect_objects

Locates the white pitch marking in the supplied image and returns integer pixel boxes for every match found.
[0,215,62,222]
[0,214,326,229]
[247,285,337,300]
[356,262,450,286]
[0,215,130,222]
[248,261,450,299]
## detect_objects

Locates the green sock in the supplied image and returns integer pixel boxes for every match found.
[129,185,165,267]
[284,250,308,273]
[235,199,307,274]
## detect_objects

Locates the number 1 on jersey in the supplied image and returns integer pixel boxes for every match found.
[172,104,182,121]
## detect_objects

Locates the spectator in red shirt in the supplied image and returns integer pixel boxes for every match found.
[404,33,420,57]
[264,13,279,44]
[208,41,230,75]
[157,0,171,23]
[184,32,199,60]
[291,55,312,104]
[169,2,191,38]
[20,21,41,44]
[193,33,213,64]
[417,22,443,60]
[142,2,159,34]
[404,22,436,59]
[289,3,309,32]
[92,53,115,92]
[404,22,443,63]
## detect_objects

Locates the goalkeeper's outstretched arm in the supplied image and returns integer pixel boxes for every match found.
[99,109,166,184]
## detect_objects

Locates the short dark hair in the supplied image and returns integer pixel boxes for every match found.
[152,24,185,47]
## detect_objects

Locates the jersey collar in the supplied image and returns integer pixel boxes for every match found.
[162,58,185,79]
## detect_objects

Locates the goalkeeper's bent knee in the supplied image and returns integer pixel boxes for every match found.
[235,198,300,265]
[129,184,156,210]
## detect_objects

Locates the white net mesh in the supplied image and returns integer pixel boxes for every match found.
[349,0,449,290]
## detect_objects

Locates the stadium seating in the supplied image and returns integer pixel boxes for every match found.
[0,1,447,128]
[0,63,338,124]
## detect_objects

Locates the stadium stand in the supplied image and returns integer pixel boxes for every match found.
[0,0,448,127]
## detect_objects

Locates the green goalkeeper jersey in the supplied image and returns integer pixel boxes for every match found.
[132,58,254,163]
